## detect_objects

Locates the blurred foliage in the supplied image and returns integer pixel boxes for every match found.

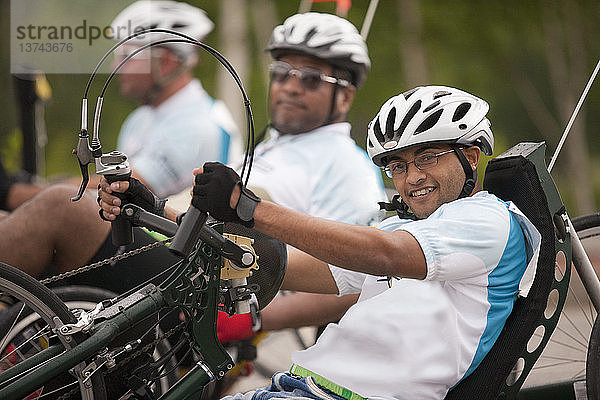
[0,0,598,213]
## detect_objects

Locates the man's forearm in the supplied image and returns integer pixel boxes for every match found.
[261,292,359,331]
[254,200,426,279]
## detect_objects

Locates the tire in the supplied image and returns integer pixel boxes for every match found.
[578,213,600,400]
[0,263,107,399]
[587,313,600,400]
[523,213,599,390]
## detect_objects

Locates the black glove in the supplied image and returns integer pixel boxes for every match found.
[192,162,260,227]
[122,177,167,216]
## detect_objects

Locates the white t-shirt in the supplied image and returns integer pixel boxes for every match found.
[292,191,541,400]
[240,123,387,226]
[117,79,241,198]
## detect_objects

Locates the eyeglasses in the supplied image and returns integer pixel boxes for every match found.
[383,149,457,178]
[269,61,350,91]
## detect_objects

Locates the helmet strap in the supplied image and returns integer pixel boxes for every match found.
[378,194,417,221]
[325,81,340,124]
[452,145,477,199]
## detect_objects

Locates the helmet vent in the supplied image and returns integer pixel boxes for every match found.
[385,108,397,140]
[433,91,451,99]
[305,27,317,41]
[403,88,419,100]
[172,23,187,29]
[397,100,421,139]
[423,100,440,113]
[415,109,443,135]
[373,119,385,144]
[452,102,471,122]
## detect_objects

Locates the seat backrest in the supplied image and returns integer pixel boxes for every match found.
[445,142,572,400]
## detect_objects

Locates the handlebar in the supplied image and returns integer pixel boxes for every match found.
[106,172,134,246]
[118,203,256,272]
[169,206,208,257]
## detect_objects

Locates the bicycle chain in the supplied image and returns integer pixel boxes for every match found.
[40,237,172,286]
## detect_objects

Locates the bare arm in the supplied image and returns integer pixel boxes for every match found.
[254,200,427,281]
[261,292,359,331]
[280,246,339,293]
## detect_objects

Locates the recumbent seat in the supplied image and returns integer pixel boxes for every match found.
[445,142,572,399]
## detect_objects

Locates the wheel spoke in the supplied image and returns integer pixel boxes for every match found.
[0,325,51,365]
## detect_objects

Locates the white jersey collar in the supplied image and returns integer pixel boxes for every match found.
[268,122,351,142]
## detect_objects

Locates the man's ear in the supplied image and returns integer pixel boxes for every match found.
[335,85,356,116]
[464,146,481,170]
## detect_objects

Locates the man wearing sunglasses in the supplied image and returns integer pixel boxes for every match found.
[0,11,386,374]
[213,12,386,342]
[246,12,385,221]
[100,85,540,399]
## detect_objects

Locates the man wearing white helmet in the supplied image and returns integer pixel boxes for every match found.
[110,0,241,198]
[243,12,383,223]
[101,85,541,399]
[0,1,240,207]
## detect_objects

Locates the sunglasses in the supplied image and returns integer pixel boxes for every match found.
[269,61,350,91]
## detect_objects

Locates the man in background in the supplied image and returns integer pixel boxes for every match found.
[109,0,241,197]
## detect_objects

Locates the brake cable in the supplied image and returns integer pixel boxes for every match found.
[72,28,256,204]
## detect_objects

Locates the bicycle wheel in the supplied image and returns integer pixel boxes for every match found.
[0,263,107,399]
[523,213,600,391]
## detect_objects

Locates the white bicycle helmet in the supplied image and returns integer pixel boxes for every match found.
[110,0,214,66]
[367,85,494,167]
[266,12,370,87]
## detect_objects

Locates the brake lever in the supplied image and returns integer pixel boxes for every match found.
[71,128,98,201]
[70,110,133,246]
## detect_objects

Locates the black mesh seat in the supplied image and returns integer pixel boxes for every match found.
[445,142,572,399]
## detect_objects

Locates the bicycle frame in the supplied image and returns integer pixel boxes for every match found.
[0,220,236,400]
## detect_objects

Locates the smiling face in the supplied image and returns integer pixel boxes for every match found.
[387,144,480,219]
[269,53,354,135]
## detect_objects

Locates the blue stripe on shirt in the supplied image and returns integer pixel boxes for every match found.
[462,209,527,379]
[219,127,231,163]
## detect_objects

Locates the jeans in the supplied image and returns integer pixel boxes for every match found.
[221,372,347,400]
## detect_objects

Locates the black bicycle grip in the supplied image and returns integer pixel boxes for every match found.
[169,206,208,258]
[105,172,133,246]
